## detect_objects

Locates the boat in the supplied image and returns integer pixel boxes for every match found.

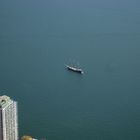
[66,65,84,74]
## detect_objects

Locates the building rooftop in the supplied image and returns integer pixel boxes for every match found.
[0,95,12,108]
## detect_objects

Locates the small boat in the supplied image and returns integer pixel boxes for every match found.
[66,65,84,74]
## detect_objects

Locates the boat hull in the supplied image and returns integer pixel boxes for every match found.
[66,65,84,74]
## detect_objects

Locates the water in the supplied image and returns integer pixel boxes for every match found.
[0,0,140,140]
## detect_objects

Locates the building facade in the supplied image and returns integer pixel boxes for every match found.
[0,95,18,140]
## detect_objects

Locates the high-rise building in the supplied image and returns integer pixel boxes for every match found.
[0,95,18,140]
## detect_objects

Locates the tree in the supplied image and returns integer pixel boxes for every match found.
[21,135,33,140]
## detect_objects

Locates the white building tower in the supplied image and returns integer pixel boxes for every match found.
[0,95,18,140]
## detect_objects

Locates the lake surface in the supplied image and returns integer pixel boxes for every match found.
[0,0,140,140]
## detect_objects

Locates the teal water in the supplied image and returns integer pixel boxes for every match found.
[0,0,140,140]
